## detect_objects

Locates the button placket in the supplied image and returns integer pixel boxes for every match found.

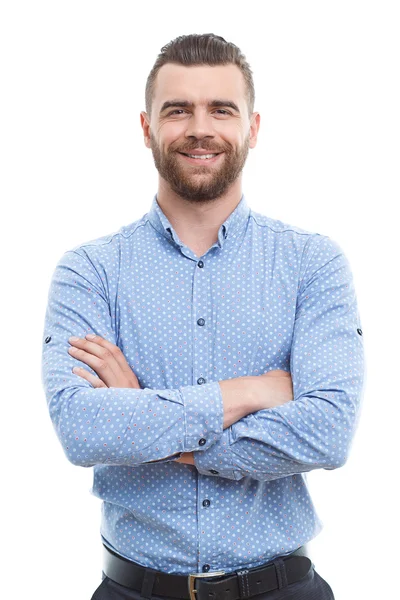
[192,258,210,389]
[197,474,216,573]
[192,257,215,574]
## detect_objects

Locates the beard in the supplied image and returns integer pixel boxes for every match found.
[149,131,250,203]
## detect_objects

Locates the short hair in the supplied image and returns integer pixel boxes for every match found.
[145,33,255,119]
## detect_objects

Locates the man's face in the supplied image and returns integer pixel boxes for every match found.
[141,63,259,202]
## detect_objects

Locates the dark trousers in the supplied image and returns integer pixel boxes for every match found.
[91,561,335,600]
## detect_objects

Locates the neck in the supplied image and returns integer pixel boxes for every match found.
[156,177,243,246]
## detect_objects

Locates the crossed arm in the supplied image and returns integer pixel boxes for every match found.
[69,333,196,464]
[67,333,293,465]
[43,237,365,480]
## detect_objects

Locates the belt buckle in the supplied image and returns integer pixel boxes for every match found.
[188,570,226,600]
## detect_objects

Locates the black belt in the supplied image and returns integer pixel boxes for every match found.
[103,543,312,600]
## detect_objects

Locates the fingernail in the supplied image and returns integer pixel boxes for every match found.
[86,334,96,340]
[69,336,79,342]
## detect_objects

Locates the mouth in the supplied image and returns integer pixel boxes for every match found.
[177,152,223,165]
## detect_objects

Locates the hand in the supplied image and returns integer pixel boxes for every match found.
[68,334,141,389]
[175,452,195,465]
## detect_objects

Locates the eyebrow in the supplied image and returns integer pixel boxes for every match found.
[159,99,241,114]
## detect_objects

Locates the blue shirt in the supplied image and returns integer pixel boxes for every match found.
[41,193,365,575]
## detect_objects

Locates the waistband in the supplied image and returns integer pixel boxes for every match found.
[102,544,313,600]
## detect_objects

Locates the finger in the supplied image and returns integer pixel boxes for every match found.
[83,334,135,375]
[68,336,121,378]
[72,366,107,388]
[68,344,118,386]
[175,452,195,465]
[68,336,120,374]
[68,335,140,388]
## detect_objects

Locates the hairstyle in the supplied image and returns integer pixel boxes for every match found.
[145,33,255,119]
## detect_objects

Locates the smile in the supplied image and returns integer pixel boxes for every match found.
[178,152,223,164]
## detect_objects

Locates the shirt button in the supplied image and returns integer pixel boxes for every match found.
[198,438,206,446]
[209,469,219,475]
[357,328,363,336]
[198,261,204,268]
[197,318,205,326]
[45,336,51,343]
[202,499,211,507]
[202,564,210,572]
[197,377,206,385]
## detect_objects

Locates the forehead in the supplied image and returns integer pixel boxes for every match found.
[153,63,247,108]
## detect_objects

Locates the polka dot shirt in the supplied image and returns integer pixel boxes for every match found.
[41,193,365,575]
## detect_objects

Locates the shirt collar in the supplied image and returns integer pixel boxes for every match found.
[147,193,250,249]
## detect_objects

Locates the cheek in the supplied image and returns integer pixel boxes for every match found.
[215,123,243,143]
[158,121,186,144]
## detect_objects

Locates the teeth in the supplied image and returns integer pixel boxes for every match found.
[185,153,218,160]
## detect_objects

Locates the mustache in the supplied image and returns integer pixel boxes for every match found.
[173,143,229,154]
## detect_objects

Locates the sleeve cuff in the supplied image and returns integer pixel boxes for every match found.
[194,427,243,480]
[179,381,224,452]
[142,453,183,465]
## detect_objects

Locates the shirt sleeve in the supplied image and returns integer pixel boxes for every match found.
[194,235,366,481]
[41,249,223,467]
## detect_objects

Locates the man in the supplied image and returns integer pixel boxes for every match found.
[41,33,365,600]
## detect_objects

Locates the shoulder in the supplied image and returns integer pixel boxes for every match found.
[248,208,348,274]
[248,208,329,260]
[53,214,149,283]
[249,208,322,238]
[72,215,147,252]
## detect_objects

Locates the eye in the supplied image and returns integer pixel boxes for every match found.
[166,109,232,116]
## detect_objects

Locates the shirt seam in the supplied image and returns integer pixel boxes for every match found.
[70,218,149,251]
[67,249,110,303]
[297,234,327,295]
[249,212,323,237]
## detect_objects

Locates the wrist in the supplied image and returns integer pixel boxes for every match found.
[219,376,260,429]
[241,376,263,412]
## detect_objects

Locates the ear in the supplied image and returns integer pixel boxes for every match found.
[249,112,261,149]
[140,111,151,148]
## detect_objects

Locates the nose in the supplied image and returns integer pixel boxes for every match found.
[184,109,215,140]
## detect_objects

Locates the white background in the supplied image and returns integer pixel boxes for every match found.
[1,1,399,599]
